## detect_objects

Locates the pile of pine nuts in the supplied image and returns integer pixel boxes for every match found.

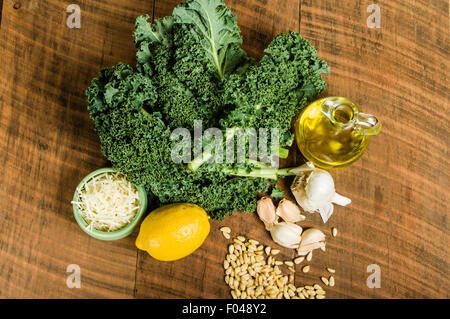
[221,232,327,299]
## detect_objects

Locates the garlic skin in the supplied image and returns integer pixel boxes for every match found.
[291,167,351,223]
[269,222,303,249]
[276,199,305,223]
[257,197,278,230]
[297,228,326,255]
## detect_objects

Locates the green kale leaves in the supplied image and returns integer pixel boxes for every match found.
[173,0,247,79]
[86,0,329,219]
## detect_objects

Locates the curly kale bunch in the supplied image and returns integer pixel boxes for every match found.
[86,0,328,219]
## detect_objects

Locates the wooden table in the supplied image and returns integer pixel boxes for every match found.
[0,0,448,299]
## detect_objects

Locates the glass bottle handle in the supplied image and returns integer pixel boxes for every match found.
[356,113,382,136]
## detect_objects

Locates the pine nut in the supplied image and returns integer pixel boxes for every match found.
[284,261,294,267]
[220,226,231,233]
[223,235,328,300]
[313,284,322,290]
[332,227,338,237]
[329,276,335,287]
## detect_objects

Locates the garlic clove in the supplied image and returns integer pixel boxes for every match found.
[298,241,326,255]
[299,228,325,244]
[276,198,306,223]
[297,228,326,255]
[269,222,303,249]
[257,197,278,231]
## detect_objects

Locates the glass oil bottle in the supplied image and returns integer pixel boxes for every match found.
[294,97,381,169]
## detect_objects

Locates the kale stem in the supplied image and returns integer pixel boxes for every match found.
[188,128,291,172]
[221,165,298,180]
[188,128,237,172]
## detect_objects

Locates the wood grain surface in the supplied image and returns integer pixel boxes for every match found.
[0,0,448,298]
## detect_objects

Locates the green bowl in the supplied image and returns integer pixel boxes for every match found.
[72,167,148,241]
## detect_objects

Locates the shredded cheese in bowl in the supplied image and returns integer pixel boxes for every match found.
[72,172,140,232]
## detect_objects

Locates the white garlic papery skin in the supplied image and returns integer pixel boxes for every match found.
[291,168,351,224]
[276,198,305,223]
[257,197,278,231]
[269,222,303,249]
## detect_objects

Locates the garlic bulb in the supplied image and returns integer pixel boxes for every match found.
[277,199,305,223]
[269,222,303,249]
[297,228,326,255]
[291,166,351,223]
[257,197,278,230]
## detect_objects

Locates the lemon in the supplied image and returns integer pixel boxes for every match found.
[135,203,210,261]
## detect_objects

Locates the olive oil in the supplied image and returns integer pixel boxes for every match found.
[294,97,381,169]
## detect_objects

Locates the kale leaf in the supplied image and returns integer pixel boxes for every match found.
[86,0,328,219]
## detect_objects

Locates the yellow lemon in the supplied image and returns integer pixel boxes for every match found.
[135,203,210,261]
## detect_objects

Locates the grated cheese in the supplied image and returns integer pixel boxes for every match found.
[72,172,140,232]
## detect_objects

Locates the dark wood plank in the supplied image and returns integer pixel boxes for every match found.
[226,0,300,59]
[299,0,449,298]
[0,0,3,27]
[0,0,154,298]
